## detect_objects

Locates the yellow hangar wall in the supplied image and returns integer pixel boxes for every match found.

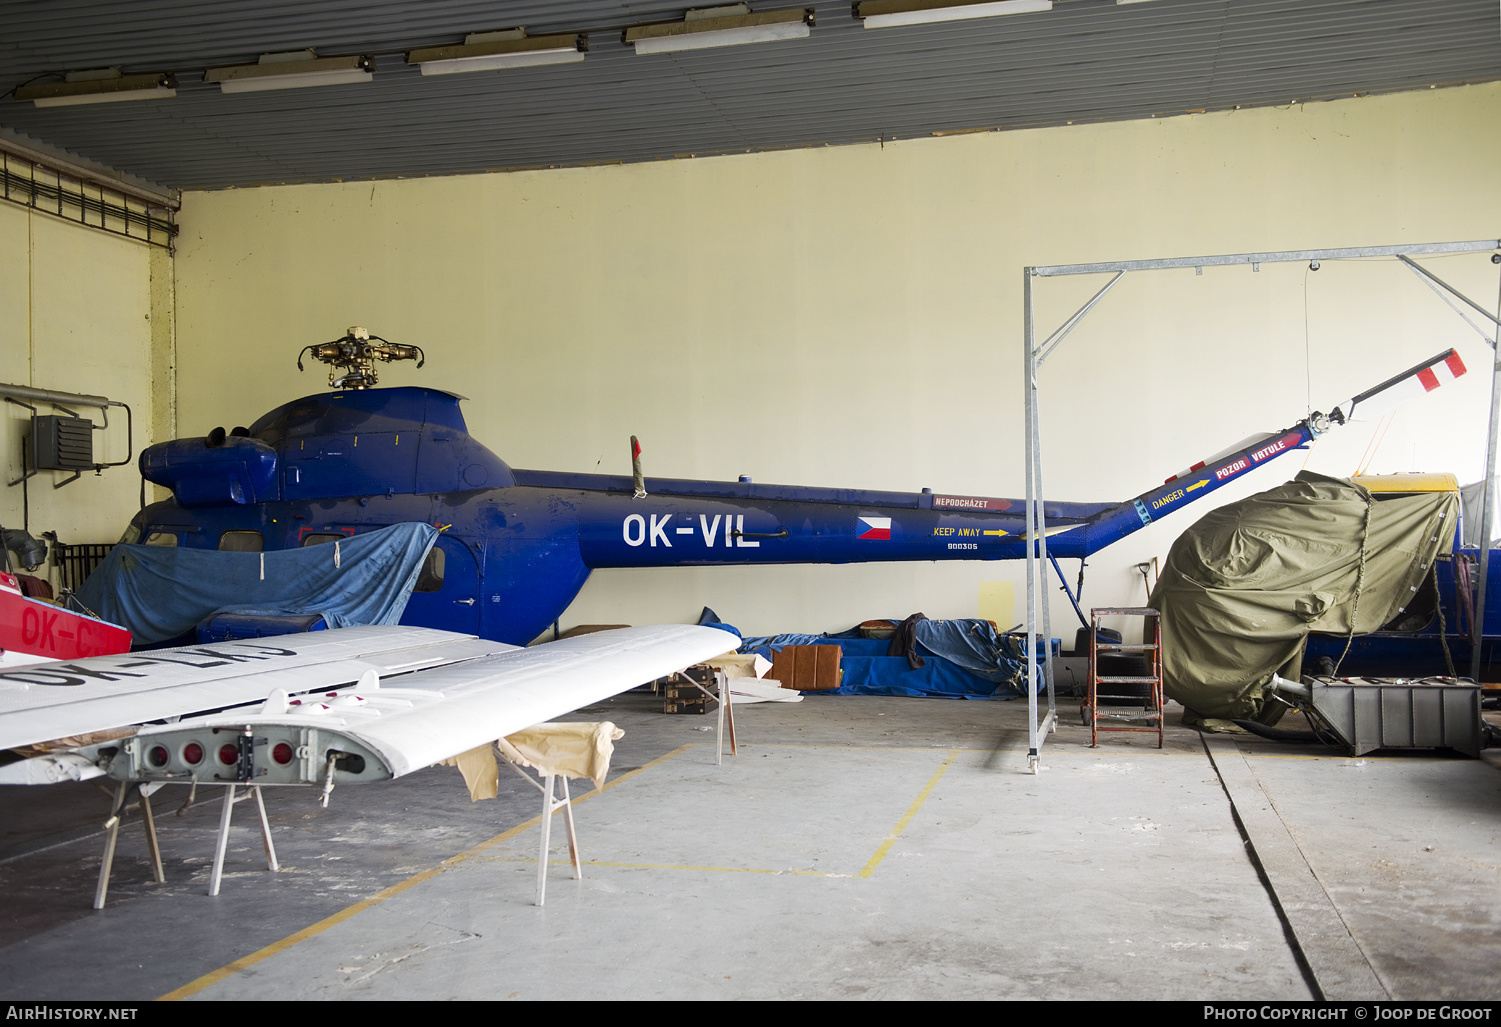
[0,204,169,588]
[171,83,1501,639]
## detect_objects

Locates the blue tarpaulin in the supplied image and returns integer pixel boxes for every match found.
[76,522,440,644]
[739,619,1032,699]
[910,619,1029,687]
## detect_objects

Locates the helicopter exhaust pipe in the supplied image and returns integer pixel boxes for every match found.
[1268,673,1311,700]
[630,436,647,499]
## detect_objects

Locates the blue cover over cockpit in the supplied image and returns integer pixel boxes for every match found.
[78,521,440,643]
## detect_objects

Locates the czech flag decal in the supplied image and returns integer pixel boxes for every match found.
[857,516,892,540]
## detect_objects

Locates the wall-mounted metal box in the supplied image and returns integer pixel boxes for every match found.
[31,415,94,470]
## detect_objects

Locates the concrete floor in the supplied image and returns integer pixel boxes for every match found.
[1,689,1497,1001]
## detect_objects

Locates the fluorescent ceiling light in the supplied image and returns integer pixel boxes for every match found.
[205,50,373,93]
[625,5,814,55]
[408,29,586,75]
[856,0,1051,29]
[15,69,176,107]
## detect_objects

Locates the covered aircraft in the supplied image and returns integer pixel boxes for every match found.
[116,334,1468,646]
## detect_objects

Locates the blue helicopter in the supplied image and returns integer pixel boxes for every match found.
[122,331,1475,648]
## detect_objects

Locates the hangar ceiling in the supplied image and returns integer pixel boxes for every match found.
[1,0,1498,191]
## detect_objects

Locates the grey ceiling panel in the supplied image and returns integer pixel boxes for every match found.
[1,0,1496,189]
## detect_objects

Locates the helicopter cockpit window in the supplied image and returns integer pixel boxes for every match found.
[414,546,445,593]
[218,530,264,552]
[144,532,179,547]
[301,533,347,547]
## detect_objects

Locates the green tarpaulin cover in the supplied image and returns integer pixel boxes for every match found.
[1148,472,1457,725]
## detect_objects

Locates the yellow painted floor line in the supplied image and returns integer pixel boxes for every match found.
[475,856,843,877]
[161,736,1192,1000]
[857,749,957,879]
[158,743,697,1001]
[477,852,840,876]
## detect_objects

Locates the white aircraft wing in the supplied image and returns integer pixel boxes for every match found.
[99,624,739,788]
[0,625,512,754]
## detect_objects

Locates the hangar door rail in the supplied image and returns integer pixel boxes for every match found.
[1020,239,1501,775]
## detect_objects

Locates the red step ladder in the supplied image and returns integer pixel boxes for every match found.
[1082,607,1163,749]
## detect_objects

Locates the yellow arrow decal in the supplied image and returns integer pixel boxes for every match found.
[1185,479,1209,493]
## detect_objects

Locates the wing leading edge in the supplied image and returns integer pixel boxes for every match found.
[0,625,510,755]
[109,624,739,788]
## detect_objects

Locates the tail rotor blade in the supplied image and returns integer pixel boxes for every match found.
[1336,348,1467,422]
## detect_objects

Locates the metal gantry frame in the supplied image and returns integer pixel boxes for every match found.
[1021,239,1501,774]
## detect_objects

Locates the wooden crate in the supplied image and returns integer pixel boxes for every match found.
[768,644,841,691]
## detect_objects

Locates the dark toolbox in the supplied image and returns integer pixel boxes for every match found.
[662,665,718,715]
